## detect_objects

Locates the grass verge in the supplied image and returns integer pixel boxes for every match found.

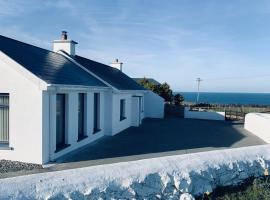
[197,176,270,200]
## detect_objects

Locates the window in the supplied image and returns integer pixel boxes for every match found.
[120,99,126,121]
[93,93,100,133]
[56,94,67,151]
[0,94,9,144]
[78,93,86,140]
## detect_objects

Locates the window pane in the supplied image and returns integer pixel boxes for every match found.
[93,93,100,133]
[120,99,126,120]
[0,94,9,143]
[78,93,85,139]
[56,94,66,149]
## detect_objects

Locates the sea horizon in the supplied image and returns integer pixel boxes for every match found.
[174,92,270,105]
[175,91,270,94]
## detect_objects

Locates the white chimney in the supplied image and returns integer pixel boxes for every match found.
[110,58,123,71]
[53,31,77,56]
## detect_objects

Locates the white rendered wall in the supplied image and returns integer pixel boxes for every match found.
[184,107,225,121]
[131,97,140,127]
[144,91,164,118]
[104,91,113,136]
[111,93,133,135]
[245,113,270,143]
[0,59,44,164]
[42,91,50,164]
[110,63,122,71]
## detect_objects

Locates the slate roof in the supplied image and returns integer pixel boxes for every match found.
[0,35,107,87]
[74,55,145,90]
[133,78,161,86]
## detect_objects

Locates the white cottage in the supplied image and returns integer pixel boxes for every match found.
[0,32,164,164]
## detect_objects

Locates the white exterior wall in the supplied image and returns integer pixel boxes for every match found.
[111,93,133,135]
[131,97,140,127]
[144,91,164,118]
[245,113,270,143]
[0,58,44,164]
[184,107,225,121]
[104,91,113,136]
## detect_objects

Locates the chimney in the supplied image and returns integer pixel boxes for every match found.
[110,58,123,71]
[53,31,78,56]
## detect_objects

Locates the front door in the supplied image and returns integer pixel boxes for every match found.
[132,96,143,126]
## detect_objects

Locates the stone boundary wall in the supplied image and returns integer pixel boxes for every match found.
[0,145,269,199]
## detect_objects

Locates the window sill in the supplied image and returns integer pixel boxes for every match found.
[55,144,70,153]
[120,117,127,121]
[77,135,88,142]
[93,129,101,134]
[0,143,13,150]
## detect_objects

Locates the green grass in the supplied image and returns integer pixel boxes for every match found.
[197,176,270,200]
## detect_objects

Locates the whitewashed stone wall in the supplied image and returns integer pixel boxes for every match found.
[0,145,269,199]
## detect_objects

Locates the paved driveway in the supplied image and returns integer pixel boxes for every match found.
[50,117,266,171]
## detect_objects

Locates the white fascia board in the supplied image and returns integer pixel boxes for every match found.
[58,51,119,92]
[47,84,110,93]
[0,51,48,90]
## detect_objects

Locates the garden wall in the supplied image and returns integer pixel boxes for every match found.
[245,113,270,143]
[184,107,225,121]
[0,145,269,199]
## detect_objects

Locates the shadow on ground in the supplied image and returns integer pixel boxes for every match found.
[55,117,265,165]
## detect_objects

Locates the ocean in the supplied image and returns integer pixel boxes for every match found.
[176,92,270,106]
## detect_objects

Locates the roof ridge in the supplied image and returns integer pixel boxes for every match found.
[74,55,146,91]
[75,55,122,72]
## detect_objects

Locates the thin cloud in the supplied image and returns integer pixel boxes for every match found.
[0,26,50,48]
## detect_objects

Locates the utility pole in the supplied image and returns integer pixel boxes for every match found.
[196,78,202,104]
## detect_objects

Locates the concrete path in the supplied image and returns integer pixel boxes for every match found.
[49,118,266,171]
[0,118,266,179]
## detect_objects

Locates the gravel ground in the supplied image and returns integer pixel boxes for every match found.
[0,160,43,174]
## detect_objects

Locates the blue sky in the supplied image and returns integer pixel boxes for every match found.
[1,0,270,93]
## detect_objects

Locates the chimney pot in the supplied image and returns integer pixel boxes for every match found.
[61,31,68,40]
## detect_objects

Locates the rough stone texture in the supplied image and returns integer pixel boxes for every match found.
[0,159,43,174]
[180,193,195,200]
[0,145,269,199]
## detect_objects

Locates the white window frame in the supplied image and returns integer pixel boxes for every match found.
[0,93,9,145]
